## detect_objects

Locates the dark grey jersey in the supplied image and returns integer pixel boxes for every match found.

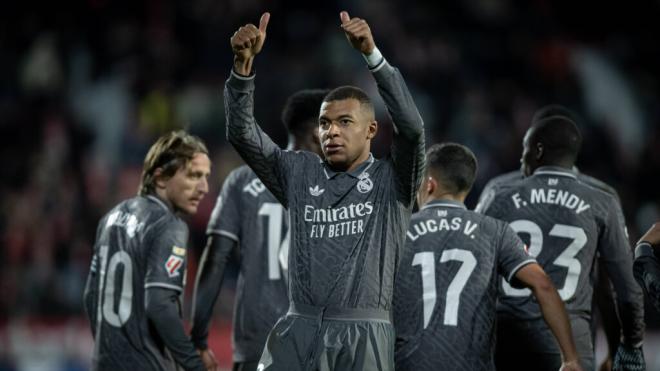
[476,169,621,213]
[86,195,191,371]
[393,200,535,371]
[206,165,289,362]
[224,61,425,311]
[478,166,644,344]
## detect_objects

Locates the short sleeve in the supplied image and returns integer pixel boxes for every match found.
[206,169,243,242]
[145,218,190,292]
[498,223,537,287]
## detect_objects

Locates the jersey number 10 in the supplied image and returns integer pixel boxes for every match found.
[96,245,133,328]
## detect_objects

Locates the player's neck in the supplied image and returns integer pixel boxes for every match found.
[427,191,466,204]
[344,150,371,173]
[152,190,175,213]
[535,160,574,172]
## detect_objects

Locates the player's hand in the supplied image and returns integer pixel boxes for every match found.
[198,348,219,371]
[559,360,584,371]
[613,344,645,371]
[230,12,270,75]
[638,222,660,247]
[339,11,375,55]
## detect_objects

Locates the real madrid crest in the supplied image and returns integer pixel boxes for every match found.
[357,172,373,193]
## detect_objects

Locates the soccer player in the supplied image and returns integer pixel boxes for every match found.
[190,89,328,371]
[634,222,660,311]
[475,104,623,369]
[476,105,620,209]
[225,10,425,371]
[393,143,582,371]
[478,115,645,371]
[82,131,210,371]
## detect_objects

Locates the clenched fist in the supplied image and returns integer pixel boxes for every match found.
[230,12,270,75]
[340,11,375,55]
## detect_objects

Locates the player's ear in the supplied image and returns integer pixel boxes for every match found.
[427,176,437,196]
[153,168,168,189]
[366,120,377,140]
[535,142,544,160]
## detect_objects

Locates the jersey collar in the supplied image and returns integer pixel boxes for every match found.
[421,199,467,210]
[147,194,172,213]
[532,166,578,179]
[322,153,375,180]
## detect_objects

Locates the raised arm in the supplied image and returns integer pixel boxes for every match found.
[340,11,425,207]
[225,13,291,207]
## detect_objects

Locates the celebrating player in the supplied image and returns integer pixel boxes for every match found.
[83,131,210,371]
[224,10,425,371]
[393,143,582,371]
[475,104,625,368]
[478,115,645,370]
[190,89,328,371]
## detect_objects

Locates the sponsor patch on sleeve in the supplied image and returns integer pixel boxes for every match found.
[165,255,184,278]
[172,246,186,256]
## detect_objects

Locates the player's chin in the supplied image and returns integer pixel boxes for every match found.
[183,202,200,215]
[324,153,348,167]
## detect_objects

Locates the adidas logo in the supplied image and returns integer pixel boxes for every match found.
[309,185,325,196]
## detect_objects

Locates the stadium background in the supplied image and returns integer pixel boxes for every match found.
[0,0,659,369]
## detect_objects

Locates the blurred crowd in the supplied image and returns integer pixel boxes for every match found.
[1,0,658,329]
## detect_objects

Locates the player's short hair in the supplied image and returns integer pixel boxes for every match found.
[281,89,329,138]
[426,143,478,195]
[532,104,582,127]
[323,86,374,114]
[138,130,208,196]
[530,113,582,166]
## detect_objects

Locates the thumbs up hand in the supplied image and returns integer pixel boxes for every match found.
[230,12,270,75]
[339,11,375,55]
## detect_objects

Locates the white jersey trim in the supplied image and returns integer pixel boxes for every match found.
[421,202,465,210]
[208,229,239,242]
[533,170,577,179]
[506,259,538,283]
[147,195,170,212]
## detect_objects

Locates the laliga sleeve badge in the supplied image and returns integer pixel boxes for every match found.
[165,255,184,278]
[356,172,373,193]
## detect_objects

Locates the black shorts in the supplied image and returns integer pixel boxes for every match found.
[495,316,594,371]
[258,303,394,371]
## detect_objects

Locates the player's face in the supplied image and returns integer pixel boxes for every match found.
[319,99,376,172]
[162,152,211,215]
[520,129,537,177]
